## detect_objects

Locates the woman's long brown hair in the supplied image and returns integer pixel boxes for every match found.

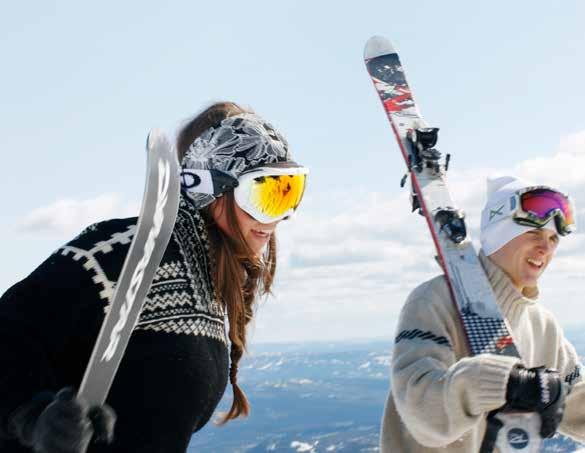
[176,102,277,424]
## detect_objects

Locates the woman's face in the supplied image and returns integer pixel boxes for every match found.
[488,228,559,291]
[210,196,280,256]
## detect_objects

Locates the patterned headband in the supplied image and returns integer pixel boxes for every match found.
[181,113,292,209]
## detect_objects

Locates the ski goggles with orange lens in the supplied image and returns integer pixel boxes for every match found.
[180,163,308,224]
[512,186,576,236]
[234,164,308,224]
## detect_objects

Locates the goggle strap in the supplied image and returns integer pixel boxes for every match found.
[209,169,239,195]
[180,169,239,196]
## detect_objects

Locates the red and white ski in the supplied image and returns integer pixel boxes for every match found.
[364,35,541,453]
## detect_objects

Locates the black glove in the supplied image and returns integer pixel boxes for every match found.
[9,388,116,453]
[505,364,567,438]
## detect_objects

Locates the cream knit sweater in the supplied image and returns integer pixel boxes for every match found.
[380,252,585,452]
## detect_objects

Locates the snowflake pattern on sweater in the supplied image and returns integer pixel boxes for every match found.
[58,195,227,344]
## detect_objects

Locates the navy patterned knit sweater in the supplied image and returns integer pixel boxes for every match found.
[0,196,229,452]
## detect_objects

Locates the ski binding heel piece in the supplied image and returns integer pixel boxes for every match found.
[434,208,467,244]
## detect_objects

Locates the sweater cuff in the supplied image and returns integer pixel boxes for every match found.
[471,354,520,415]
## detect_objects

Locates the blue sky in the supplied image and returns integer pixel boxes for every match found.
[1,1,584,342]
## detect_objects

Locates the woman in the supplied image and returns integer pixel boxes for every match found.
[0,102,308,452]
[380,175,585,452]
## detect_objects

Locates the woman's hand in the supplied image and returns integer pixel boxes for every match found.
[10,387,116,453]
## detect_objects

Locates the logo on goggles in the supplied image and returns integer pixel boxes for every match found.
[181,172,201,189]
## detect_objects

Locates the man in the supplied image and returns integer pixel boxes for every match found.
[381,175,585,452]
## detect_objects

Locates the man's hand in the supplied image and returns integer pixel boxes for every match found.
[505,364,566,437]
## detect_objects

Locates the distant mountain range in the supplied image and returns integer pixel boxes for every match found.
[189,331,585,452]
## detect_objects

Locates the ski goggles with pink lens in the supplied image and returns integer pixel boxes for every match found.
[181,162,308,224]
[511,186,576,236]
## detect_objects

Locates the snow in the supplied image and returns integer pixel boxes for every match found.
[291,440,318,452]
[373,355,391,366]
[290,378,314,385]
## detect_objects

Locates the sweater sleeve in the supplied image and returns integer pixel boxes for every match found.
[553,330,585,442]
[0,249,99,439]
[390,277,519,447]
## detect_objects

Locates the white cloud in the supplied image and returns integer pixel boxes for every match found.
[253,130,585,343]
[16,193,139,238]
[14,131,585,343]
[517,130,585,189]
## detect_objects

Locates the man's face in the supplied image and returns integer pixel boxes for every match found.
[489,228,559,291]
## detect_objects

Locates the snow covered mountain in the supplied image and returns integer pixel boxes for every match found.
[189,334,585,452]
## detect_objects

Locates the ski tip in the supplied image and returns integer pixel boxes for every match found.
[146,128,168,151]
[364,35,396,60]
